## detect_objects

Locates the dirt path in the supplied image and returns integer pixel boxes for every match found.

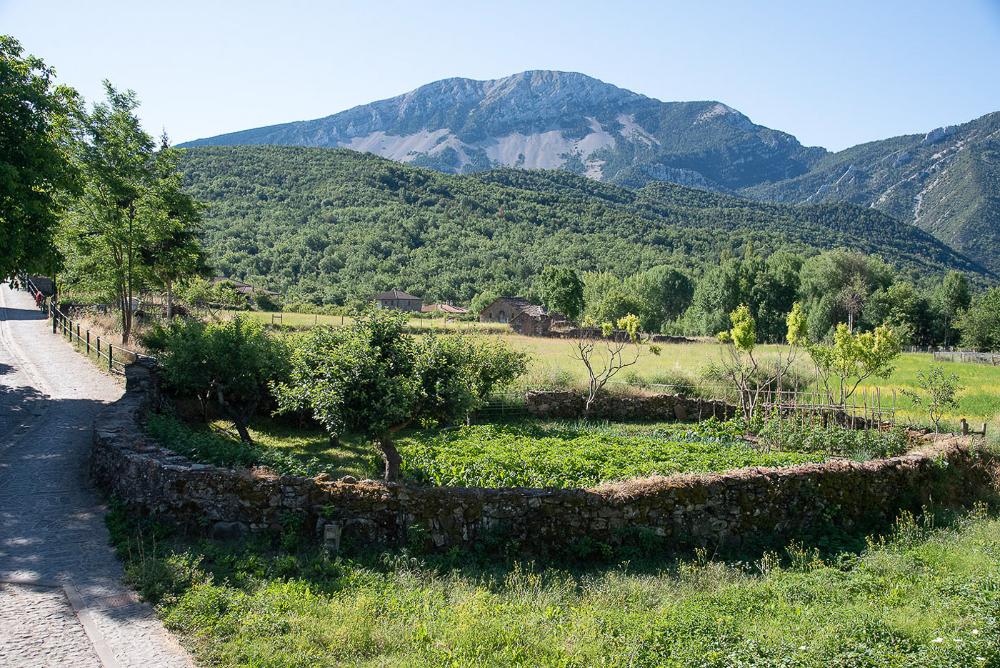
[0,283,192,667]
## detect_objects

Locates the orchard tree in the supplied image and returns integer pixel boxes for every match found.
[572,313,658,414]
[0,35,80,280]
[147,316,290,442]
[808,323,901,406]
[273,306,527,481]
[539,266,584,320]
[903,365,962,433]
[707,303,806,421]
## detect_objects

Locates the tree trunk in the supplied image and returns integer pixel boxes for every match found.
[377,437,402,482]
[166,278,173,320]
[234,418,253,444]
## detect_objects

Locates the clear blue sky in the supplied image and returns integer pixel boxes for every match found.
[3,0,999,150]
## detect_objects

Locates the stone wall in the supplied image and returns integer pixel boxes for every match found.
[525,389,737,421]
[92,361,995,556]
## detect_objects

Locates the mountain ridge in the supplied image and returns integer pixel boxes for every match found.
[180,70,999,272]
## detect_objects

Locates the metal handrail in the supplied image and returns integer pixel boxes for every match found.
[23,277,155,375]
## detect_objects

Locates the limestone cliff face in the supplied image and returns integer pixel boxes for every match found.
[181,71,999,272]
[181,70,823,190]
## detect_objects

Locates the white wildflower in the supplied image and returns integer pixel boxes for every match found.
[931,637,944,644]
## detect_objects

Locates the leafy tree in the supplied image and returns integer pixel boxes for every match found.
[539,266,584,320]
[935,271,971,346]
[0,35,80,281]
[273,306,526,481]
[707,303,805,421]
[903,365,962,432]
[141,134,209,319]
[625,265,694,332]
[60,82,204,342]
[956,287,1000,352]
[863,282,933,345]
[469,288,501,317]
[572,313,656,414]
[799,250,893,339]
[147,316,289,443]
[807,323,901,406]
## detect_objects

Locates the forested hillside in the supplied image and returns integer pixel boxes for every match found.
[179,145,990,305]
[746,111,1000,274]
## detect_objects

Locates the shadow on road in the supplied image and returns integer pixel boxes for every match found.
[0,305,47,322]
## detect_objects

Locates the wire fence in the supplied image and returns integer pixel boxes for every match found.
[932,350,1000,366]
[23,278,153,375]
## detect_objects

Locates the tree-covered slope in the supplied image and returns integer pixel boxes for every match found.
[179,145,990,304]
[745,112,1000,273]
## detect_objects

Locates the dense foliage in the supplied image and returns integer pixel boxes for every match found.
[144,316,290,442]
[177,146,988,308]
[958,287,1000,351]
[273,306,527,480]
[0,35,79,280]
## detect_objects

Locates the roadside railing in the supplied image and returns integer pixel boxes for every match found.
[24,278,154,375]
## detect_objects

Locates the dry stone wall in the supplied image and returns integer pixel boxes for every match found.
[525,389,737,421]
[91,361,995,555]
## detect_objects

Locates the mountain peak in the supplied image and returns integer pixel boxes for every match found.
[181,70,817,189]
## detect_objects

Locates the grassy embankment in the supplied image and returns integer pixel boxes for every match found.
[109,501,1000,667]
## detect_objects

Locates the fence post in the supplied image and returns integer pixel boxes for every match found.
[96,336,101,359]
[108,343,113,372]
[86,330,90,355]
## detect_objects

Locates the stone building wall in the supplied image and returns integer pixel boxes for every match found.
[92,361,994,555]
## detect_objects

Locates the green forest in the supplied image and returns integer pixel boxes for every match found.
[178,145,992,306]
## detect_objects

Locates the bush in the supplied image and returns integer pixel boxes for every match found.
[144,316,290,442]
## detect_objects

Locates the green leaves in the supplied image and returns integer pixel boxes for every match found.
[808,323,902,405]
[272,305,528,470]
[0,35,80,279]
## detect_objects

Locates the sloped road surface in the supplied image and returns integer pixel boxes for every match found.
[0,283,191,667]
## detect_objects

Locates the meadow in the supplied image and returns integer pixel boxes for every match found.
[225,310,1000,425]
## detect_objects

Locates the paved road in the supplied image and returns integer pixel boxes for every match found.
[0,283,192,667]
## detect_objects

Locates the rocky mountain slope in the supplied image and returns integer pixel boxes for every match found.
[181,70,824,191]
[181,71,999,274]
[745,112,1000,273]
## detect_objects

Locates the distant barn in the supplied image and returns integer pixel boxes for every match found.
[374,289,422,312]
[478,296,534,324]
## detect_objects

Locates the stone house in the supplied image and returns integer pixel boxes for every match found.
[478,296,535,324]
[374,289,422,312]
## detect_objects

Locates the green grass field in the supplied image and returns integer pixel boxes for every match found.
[500,335,1000,425]
[150,414,911,489]
[110,504,1000,667]
[222,309,508,334]
[226,309,1000,424]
